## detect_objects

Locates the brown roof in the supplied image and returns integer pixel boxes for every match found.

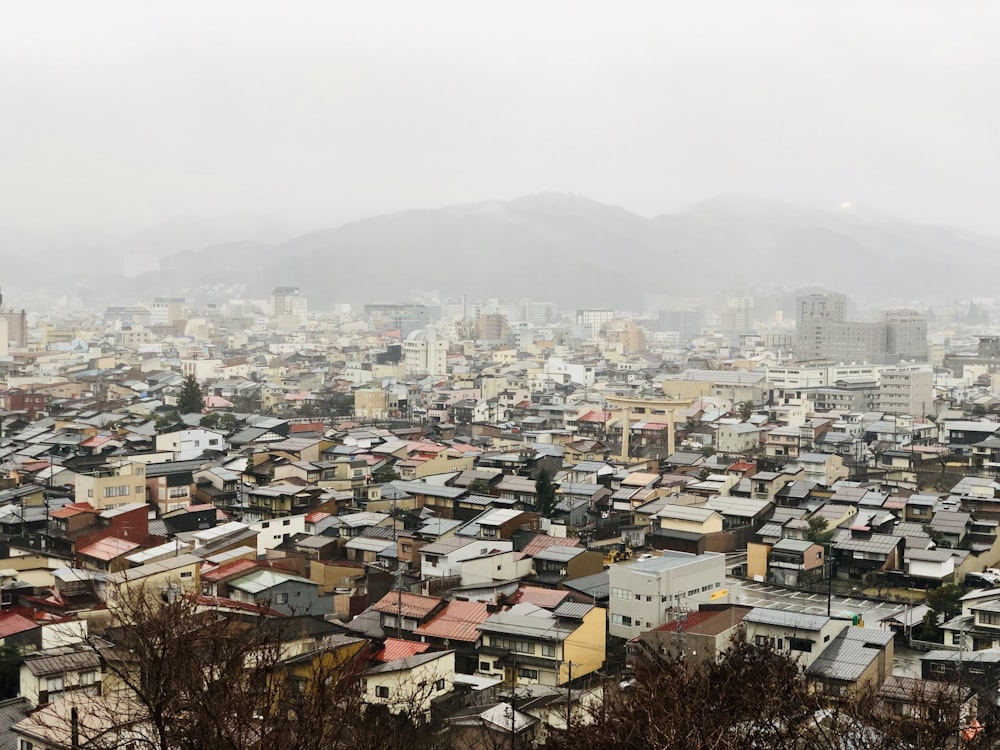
[371,592,442,619]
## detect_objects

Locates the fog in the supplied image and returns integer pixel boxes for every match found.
[2,1,999,241]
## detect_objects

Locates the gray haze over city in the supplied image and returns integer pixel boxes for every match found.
[2,2,1000,308]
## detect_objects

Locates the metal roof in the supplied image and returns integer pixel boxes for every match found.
[744,607,830,631]
[807,626,893,682]
[552,601,594,620]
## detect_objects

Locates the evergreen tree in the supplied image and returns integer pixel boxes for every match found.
[534,466,558,518]
[177,374,204,414]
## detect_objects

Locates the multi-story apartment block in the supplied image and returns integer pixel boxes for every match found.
[75,462,148,510]
[878,366,934,417]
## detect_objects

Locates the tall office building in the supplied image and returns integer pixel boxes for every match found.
[796,293,847,325]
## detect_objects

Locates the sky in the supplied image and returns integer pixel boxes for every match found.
[2,1,999,239]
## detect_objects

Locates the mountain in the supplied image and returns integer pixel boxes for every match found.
[77,194,1000,307]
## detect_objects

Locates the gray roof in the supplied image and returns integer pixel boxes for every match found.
[363,649,453,675]
[833,533,902,556]
[23,648,102,677]
[561,571,609,600]
[744,607,830,631]
[551,601,594,620]
[807,626,893,682]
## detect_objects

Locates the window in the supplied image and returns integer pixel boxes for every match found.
[376,685,389,698]
[262,522,270,528]
[137,485,145,494]
[282,519,291,526]
[434,678,445,691]
[87,489,93,498]
[541,644,556,657]
[180,571,193,579]
[480,661,492,672]
[168,487,188,498]
[611,614,633,627]
[79,671,96,686]
[47,676,64,693]
[19,741,33,750]
[517,668,539,680]
[104,484,129,498]
[611,587,630,600]
[276,593,289,605]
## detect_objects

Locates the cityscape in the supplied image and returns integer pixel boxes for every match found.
[4,1,1000,748]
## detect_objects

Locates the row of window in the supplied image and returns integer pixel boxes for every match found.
[488,636,556,657]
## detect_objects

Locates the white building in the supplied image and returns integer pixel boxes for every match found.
[608,551,726,639]
[155,428,228,461]
[404,328,448,376]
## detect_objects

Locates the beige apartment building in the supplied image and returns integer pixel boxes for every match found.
[75,461,147,510]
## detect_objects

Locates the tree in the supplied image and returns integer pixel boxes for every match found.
[737,400,755,422]
[805,515,835,546]
[926,582,963,621]
[177,374,204,414]
[50,585,446,750]
[200,412,221,429]
[0,643,21,699]
[534,466,558,518]
[543,638,987,750]
[467,478,493,496]
[372,465,401,484]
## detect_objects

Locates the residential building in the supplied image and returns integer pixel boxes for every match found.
[74,461,147,511]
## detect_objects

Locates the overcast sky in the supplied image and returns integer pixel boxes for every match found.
[2,1,999,237]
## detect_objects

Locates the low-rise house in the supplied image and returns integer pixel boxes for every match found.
[20,644,103,707]
[743,608,847,671]
[806,625,894,697]
[477,601,605,686]
[627,604,752,666]
[227,569,322,616]
[362,649,455,721]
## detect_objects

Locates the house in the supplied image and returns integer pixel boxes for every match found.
[101,553,202,613]
[627,604,752,666]
[227,569,323,616]
[754,538,825,587]
[155,427,228,460]
[523,545,604,589]
[716,423,761,455]
[743,608,848,670]
[607,551,726,639]
[477,601,606,686]
[832,528,905,581]
[444,702,539,750]
[362,650,455,721]
[414,599,491,674]
[805,625,895,697]
[420,537,514,581]
[20,643,103,707]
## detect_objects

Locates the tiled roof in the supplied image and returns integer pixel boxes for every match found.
[0,612,38,638]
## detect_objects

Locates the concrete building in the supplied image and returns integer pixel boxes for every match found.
[796,293,847,325]
[404,329,448,376]
[878,366,934,417]
[608,551,727,638]
[75,461,147,510]
[269,286,307,329]
[794,310,927,365]
[576,308,614,337]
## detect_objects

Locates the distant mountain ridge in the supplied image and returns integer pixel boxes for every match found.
[5,193,999,307]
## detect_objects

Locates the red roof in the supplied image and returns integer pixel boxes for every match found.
[201,558,260,583]
[305,511,331,524]
[78,537,140,561]
[510,585,569,610]
[80,435,114,448]
[519,534,581,558]
[413,600,490,642]
[375,637,431,662]
[0,612,39,638]
[577,410,611,423]
[50,502,95,519]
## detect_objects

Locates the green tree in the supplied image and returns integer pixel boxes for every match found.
[738,400,754,422]
[0,643,21,699]
[177,374,204,414]
[534,466,558,518]
[926,583,962,621]
[218,413,240,434]
[200,412,221,429]
[372,465,401,484]
[805,515,835,546]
